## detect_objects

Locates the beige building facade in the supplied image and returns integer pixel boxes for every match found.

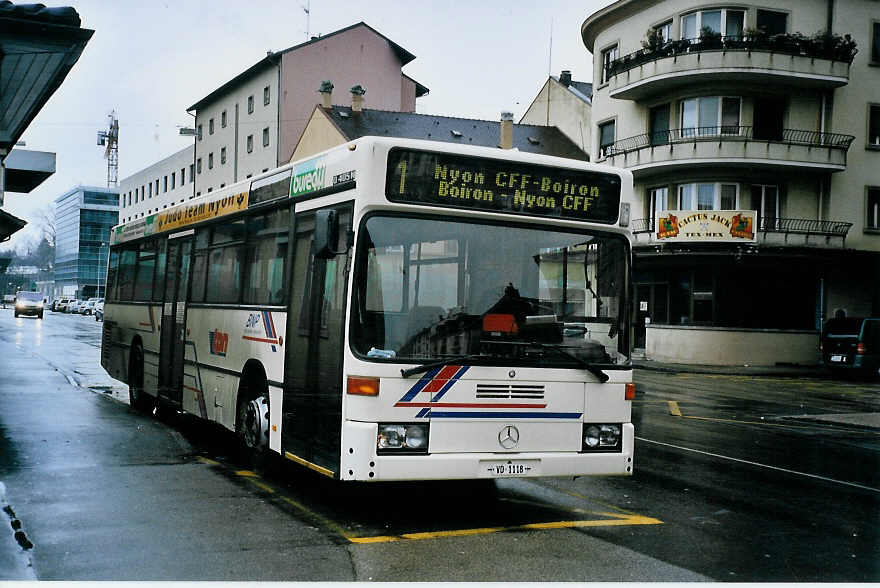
[520,70,593,157]
[119,22,427,222]
[582,0,880,365]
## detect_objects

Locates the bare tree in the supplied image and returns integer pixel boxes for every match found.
[34,205,56,248]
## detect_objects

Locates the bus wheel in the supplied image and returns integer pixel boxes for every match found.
[237,394,269,456]
[128,344,155,415]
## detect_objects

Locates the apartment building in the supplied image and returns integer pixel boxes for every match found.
[119,21,427,222]
[582,0,880,365]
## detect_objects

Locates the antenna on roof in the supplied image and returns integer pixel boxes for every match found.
[302,0,310,41]
[547,20,553,125]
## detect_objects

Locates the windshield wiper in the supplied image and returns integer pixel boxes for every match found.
[527,341,610,383]
[400,354,484,379]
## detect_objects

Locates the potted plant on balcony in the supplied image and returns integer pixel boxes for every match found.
[743,27,767,52]
[641,27,667,55]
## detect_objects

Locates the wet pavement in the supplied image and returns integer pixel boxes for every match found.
[1,307,878,580]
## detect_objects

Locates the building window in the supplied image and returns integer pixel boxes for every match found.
[248,95,254,114]
[197,158,202,174]
[163,176,168,192]
[181,167,186,184]
[680,96,740,137]
[866,187,880,230]
[601,44,618,83]
[197,124,203,140]
[247,134,254,153]
[750,185,780,229]
[221,146,227,165]
[189,163,195,181]
[756,9,787,36]
[148,183,152,198]
[209,118,214,135]
[134,190,138,204]
[869,104,880,148]
[681,9,744,40]
[171,172,176,190]
[262,127,270,147]
[598,120,615,157]
[263,86,270,106]
[653,20,672,42]
[208,152,214,170]
[155,179,159,195]
[677,182,739,211]
[649,186,668,220]
[221,110,227,128]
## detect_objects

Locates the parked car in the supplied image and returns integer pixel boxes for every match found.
[50,297,62,311]
[82,297,101,315]
[94,299,104,321]
[54,297,70,312]
[66,299,82,314]
[13,291,44,319]
[821,317,880,377]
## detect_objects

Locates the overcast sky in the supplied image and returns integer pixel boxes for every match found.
[5,0,614,250]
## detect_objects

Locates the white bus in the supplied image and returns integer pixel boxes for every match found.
[101,137,636,482]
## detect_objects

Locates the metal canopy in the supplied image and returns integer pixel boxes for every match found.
[0,2,94,153]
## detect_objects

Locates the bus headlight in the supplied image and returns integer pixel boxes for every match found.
[582,423,622,452]
[377,423,429,454]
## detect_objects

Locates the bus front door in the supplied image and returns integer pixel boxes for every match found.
[282,205,352,476]
[158,237,192,407]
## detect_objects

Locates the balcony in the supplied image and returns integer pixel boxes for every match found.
[602,126,854,177]
[604,34,855,101]
[632,216,853,249]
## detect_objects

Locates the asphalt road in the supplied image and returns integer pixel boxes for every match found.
[0,306,877,581]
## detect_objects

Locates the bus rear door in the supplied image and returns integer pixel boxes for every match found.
[158,235,193,407]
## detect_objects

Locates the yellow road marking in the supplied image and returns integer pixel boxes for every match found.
[668,400,682,416]
[203,457,663,544]
[347,511,663,544]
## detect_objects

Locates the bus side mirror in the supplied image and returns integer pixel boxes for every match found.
[315,209,342,259]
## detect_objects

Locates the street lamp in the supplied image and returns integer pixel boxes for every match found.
[97,241,106,298]
[179,125,200,198]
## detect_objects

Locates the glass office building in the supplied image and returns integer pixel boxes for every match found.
[54,186,119,299]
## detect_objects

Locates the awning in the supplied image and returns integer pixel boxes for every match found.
[0,207,26,242]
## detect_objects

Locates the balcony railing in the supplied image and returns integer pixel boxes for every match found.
[605,32,858,80]
[603,126,855,158]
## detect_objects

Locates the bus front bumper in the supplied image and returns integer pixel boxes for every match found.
[340,422,634,482]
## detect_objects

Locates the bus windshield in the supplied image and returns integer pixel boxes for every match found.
[350,215,629,368]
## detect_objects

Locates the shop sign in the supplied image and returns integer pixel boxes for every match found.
[655,210,756,242]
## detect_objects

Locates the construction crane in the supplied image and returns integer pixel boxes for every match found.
[96,111,118,187]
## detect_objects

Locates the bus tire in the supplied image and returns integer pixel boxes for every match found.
[236,367,269,460]
[128,343,155,415]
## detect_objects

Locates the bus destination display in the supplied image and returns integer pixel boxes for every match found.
[386,148,621,224]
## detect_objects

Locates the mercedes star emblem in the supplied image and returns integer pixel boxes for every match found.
[498,425,520,449]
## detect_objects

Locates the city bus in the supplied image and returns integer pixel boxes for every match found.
[101,137,636,482]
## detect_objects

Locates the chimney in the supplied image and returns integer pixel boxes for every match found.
[500,111,514,149]
[350,85,366,113]
[559,70,572,87]
[318,80,334,108]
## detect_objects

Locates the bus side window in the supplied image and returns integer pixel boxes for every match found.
[152,240,167,302]
[117,247,137,301]
[134,243,156,301]
[105,249,120,301]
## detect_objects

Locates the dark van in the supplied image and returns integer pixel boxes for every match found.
[821,317,880,377]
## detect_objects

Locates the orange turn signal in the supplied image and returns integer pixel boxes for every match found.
[624,382,636,400]
[347,376,379,396]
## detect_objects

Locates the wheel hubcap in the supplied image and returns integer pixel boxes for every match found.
[242,397,269,450]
